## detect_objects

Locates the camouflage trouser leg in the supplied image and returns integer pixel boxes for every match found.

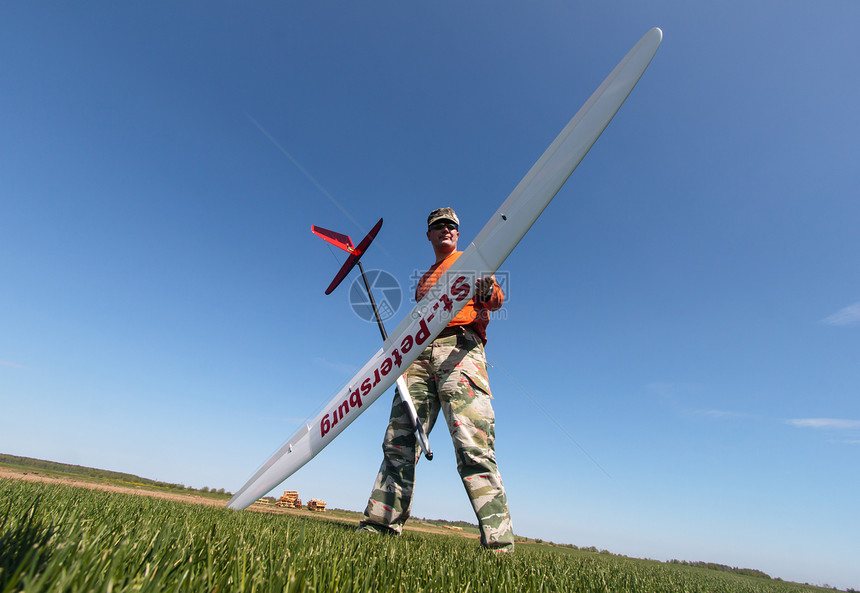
[359,379,441,535]
[361,328,514,549]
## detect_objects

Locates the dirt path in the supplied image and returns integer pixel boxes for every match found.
[0,466,227,508]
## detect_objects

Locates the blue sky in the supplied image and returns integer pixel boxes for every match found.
[2,1,858,589]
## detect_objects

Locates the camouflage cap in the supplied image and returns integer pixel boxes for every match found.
[427,207,459,227]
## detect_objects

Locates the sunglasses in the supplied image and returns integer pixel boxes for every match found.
[429,221,458,231]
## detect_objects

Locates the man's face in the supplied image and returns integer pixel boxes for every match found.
[427,220,459,252]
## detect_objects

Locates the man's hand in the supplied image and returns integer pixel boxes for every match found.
[474,276,495,301]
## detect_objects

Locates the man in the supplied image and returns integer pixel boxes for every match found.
[358,207,514,551]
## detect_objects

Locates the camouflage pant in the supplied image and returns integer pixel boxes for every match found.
[360,326,514,549]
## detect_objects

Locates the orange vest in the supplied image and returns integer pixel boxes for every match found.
[414,251,503,344]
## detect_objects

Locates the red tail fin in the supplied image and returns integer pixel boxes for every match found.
[311,226,355,253]
[312,218,383,295]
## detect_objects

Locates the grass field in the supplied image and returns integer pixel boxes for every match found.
[0,477,841,593]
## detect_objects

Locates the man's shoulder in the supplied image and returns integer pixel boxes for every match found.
[425,250,462,273]
[441,250,463,267]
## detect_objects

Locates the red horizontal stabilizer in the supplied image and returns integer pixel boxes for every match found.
[322,218,383,295]
[311,225,355,253]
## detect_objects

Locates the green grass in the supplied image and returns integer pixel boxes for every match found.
[0,478,838,592]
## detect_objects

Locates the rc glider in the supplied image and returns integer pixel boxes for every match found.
[227,27,662,510]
